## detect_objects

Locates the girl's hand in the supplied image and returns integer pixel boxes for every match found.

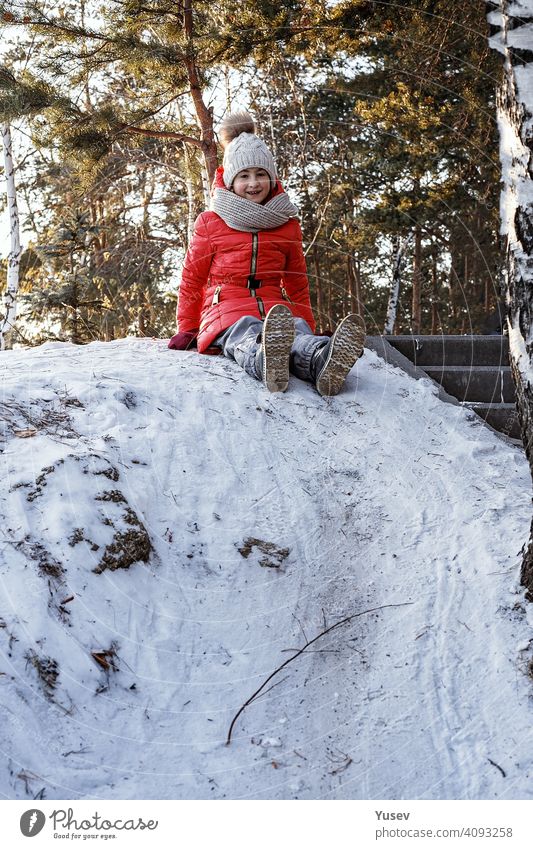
[168,330,198,350]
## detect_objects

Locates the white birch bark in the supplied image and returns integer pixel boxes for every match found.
[384,233,412,335]
[487,0,533,594]
[1,123,21,350]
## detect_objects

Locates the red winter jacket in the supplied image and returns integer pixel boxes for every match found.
[176,168,316,353]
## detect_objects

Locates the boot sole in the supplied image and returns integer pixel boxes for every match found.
[316,314,366,396]
[262,305,294,392]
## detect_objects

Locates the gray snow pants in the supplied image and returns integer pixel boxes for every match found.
[215,315,329,383]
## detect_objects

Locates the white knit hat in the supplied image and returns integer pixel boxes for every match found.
[219,111,277,188]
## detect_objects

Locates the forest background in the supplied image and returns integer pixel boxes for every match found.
[0,0,501,345]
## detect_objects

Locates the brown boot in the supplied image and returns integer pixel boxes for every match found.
[313,314,366,396]
[259,305,295,392]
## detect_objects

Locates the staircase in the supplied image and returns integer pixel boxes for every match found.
[382,335,521,441]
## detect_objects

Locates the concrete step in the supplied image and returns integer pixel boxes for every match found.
[385,335,509,367]
[423,365,516,404]
[366,336,522,445]
[466,403,521,440]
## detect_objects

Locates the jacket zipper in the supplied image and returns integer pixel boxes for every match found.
[249,233,265,317]
[281,287,294,304]
[212,285,221,306]
[250,233,258,279]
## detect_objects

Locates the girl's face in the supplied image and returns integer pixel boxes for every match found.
[232,168,271,204]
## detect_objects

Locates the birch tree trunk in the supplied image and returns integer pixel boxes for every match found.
[384,233,412,335]
[488,0,533,597]
[1,123,21,351]
[412,222,422,334]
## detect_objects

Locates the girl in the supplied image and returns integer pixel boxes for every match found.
[169,112,365,395]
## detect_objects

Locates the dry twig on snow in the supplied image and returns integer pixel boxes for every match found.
[226,601,413,745]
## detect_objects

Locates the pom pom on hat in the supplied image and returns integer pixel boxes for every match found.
[219,111,255,149]
[218,110,277,189]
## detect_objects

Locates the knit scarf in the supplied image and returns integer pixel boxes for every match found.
[211,187,299,232]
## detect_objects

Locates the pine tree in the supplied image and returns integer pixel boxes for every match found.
[0,1,331,185]
[1,0,501,339]
[327,0,502,333]
[246,2,500,334]
[16,134,184,342]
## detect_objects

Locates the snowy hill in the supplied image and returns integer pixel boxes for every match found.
[0,338,532,800]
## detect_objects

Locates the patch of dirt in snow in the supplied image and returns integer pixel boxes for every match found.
[6,448,153,577]
[237,537,291,569]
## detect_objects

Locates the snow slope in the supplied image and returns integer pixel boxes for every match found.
[0,338,532,800]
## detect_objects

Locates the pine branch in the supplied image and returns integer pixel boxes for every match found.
[115,124,202,147]
[12,13,187,64]
[18,15,112,43]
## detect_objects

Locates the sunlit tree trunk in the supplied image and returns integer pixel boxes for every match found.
[347,254,363,317]
[431,241,439,334]
[183,147,197,246]
[1,123,21,350]
[313,245,324,332]
[184,0,218,189]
